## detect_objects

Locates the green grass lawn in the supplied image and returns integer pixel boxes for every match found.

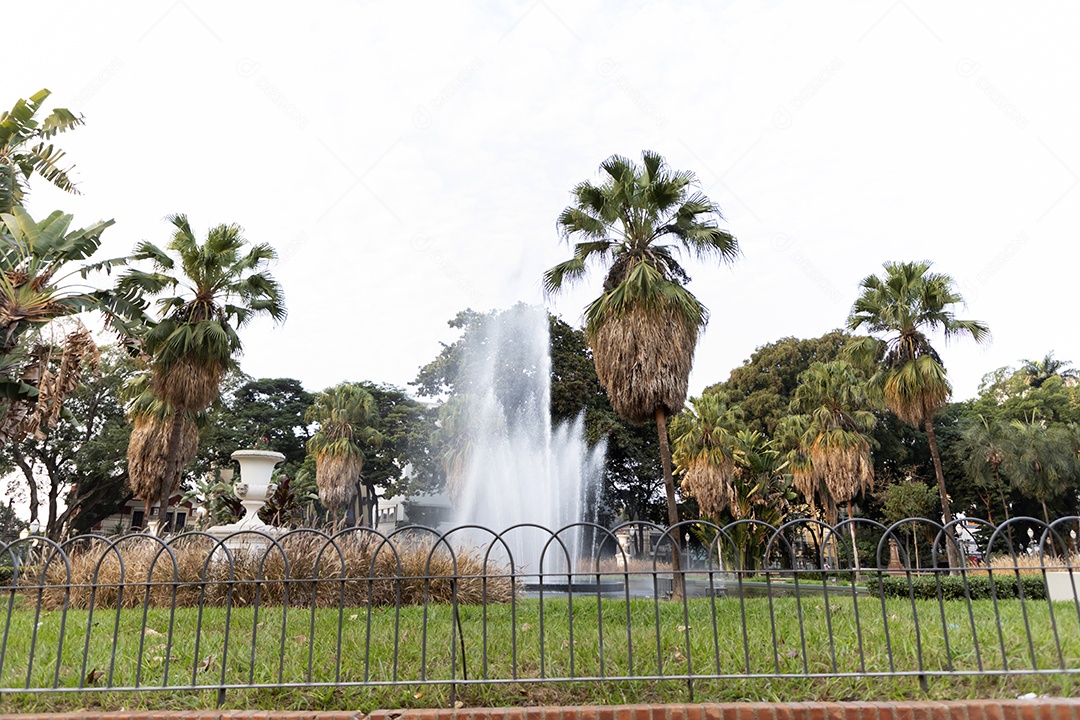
[3,594,1080,712]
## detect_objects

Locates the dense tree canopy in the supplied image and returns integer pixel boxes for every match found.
[353,381,439,501]
[704,331,853,436]
[196,377,314,478]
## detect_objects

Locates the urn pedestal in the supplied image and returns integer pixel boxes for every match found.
[887,537,905,575]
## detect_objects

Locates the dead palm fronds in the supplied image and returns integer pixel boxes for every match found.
[314,453,362,512]
[588,286,698,424]
[151,355,224,416]
[126,410,198,516]
[679,458,736,521]
[0,323,99,445]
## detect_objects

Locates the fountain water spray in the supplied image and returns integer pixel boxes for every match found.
[450,305,606,575]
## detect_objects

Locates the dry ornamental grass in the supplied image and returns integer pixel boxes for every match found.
[18,532,514,610]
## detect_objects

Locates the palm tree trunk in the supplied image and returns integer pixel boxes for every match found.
[978,491,993,523]
[157,411,187,536]
[924,418,961,572]
[994,469,1010,521]
[847,500,861,581]
[1042,500,1050,526]
[994,469,1015,547]
[655,407,685,601]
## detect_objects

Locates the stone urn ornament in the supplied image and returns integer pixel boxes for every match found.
[206,448,285,545]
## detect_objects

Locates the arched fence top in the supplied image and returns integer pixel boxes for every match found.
[5,515,1078,588]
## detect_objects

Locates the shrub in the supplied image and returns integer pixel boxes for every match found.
[864,572,1048,601]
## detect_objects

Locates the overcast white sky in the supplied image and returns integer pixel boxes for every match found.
[12,1,1080,402]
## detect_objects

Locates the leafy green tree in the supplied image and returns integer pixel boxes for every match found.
[0,500,26,545]
[704,331,927,498]
[0,90,83,214]
[974,371,1080,426]
[544,151,739,597]
[305,383,383,527]
[877,477,937,569]
[353,381,440,504]
[414,306,546,408]
[602,418,666,531]
[847,261,989,568]
[705,331,854,436]
[1,346,137,539]
[114,214,286,530]
[196,377,313,477]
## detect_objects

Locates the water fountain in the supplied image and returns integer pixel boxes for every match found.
[449,305,607,578]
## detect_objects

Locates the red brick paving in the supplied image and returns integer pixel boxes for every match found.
[4,701,1080,720]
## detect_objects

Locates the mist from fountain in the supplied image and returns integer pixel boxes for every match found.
[451,305,606,575]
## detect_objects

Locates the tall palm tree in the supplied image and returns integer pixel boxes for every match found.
[1020,352,1078,389]
[672,405,794,571]
[1002,420,1071,524]
[727,430,795,571]
[116,214,285,531]
[956,414,1012,523]
[846,260,989,569]
[670,392,743,522]
[305,383,384,528]
[789,360,877,572]
[789,361,877,514]
[0,90,84,214]
[544,151,739,595]
[774,412,827,517]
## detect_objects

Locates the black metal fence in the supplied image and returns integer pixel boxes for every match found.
[2,516,1080,705]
